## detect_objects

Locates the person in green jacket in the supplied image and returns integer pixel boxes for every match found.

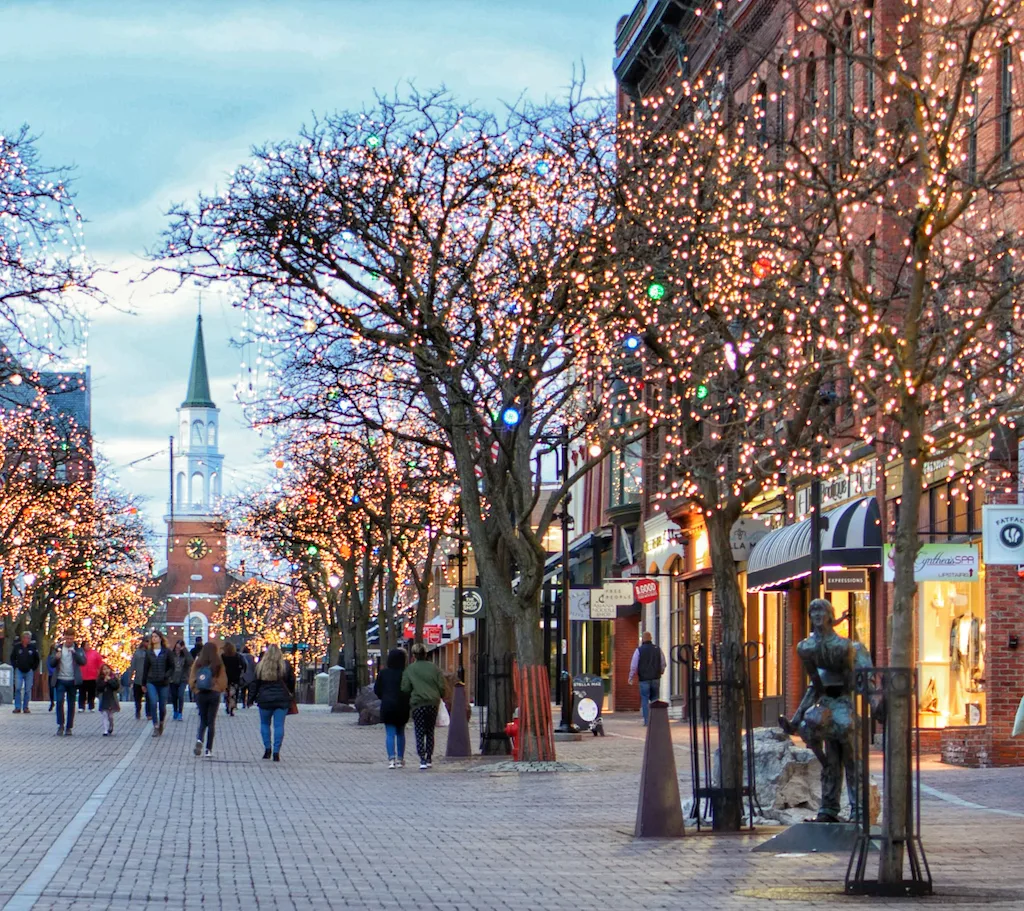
[401,643,446,770]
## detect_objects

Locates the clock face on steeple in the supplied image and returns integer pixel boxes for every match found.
[186,537,210,560]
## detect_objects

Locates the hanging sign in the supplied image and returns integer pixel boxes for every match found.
[633,578,660,605]
[424,625,443,646]
[730,518,771,562]
[439,587,485,618]
[983,505,1024,564]
[823,569,869,592]
[883,543,979,582]
[590,581,634,619]
[569,589,591,621]
[402,622,417,640]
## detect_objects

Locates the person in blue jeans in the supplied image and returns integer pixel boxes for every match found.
[48,632,85,735]
[628,631,666,726]
[373,647,410,768]
[142,631,174,737]
[11,632,40,713]
[250,644,295,762]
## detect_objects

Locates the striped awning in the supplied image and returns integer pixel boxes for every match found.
[746,497,882,591]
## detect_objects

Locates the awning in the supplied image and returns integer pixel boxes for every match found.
[746,497,882,591]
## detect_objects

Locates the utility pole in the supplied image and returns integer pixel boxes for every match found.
[457,496,465,683]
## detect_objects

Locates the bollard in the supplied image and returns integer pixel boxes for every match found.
[0,664,13,706]
[635,700,685,838]
[445,683,472,758]
[314,672,330,704]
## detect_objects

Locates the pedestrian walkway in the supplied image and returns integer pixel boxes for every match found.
[0,703,1022,910]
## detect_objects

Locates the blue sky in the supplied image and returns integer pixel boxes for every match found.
[0,0,625,562]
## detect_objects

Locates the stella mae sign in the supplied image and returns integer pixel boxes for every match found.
[730,518,771,562]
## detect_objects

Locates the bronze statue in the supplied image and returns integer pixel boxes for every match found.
[779,598,871,823]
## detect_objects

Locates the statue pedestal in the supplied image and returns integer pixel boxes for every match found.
[752,821,871,854]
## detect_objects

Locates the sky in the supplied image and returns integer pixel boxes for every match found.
[0,0,626,567]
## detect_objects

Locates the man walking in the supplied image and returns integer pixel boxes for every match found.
[11,632,39,713]
[628,631,666,726]
[48,632,85,736]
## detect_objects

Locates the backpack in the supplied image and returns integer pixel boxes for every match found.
[195,666,215,692]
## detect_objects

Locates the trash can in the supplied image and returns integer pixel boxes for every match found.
[572,675,605,735]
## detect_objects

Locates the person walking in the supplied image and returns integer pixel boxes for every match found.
[10,632,39,714]
[168,640,192,721]
[48,632,85,736]
[78,641,103,712]
[189,637,203,660]
[142,631,174,737]
[129,637,149,720]
[401,644,446,770]
[239,646,256,708]
[628,631,667,727]
[189,641,226,757]
[374,647,410,769]
[96,663,121,736]
[221,641,244,716]
[251,644,294,762]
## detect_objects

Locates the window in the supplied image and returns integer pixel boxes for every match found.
[1002,42,1014,165]
[756,81,769,149]
[805,55,818,123]
[190,471,205,506]
[208,423,217,447]
[968,87,979,182]
[866,233,876,293]
[609,442,642,508]
[844,14,855,157]
[176,472,185,507]
[191,420,204,447]
[866,1,876,120]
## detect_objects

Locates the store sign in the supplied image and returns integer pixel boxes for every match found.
[439,587,485,618]
[982,505,1024,564]
[883,543,979,582]
[402,622,416,640]
[823,569,869,592]
[424,626,443,646]
[795,460,877,518]
[590,582,634,619]
[642,513,683,567]
[633,578,660,605]
[730,518,770,562]
[569,589,591,621]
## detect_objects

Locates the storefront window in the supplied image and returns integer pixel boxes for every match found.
[827,590,871,651]
[918,567,986,728]
[609,442,642,508]
[758,592,783,701]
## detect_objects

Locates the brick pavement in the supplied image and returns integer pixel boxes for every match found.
[0,702,1022,910]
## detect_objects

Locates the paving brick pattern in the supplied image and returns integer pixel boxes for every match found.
[1,703,1023,910]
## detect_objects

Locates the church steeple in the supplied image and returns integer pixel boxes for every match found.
[182,314,215,408]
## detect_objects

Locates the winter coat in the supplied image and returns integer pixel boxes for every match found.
[129,648,147,687]
[142,648,175,686]
[400,659,445,710]
[188,661,228,694]
[251,662,295,712]
[97,675,121,712]
[81,649,103,681]
[48,646,86,685]
[10,641,40,673]
[240,653,256,686]
[222,654,245,686]
[374,649,411,727]
[169,650,193,685]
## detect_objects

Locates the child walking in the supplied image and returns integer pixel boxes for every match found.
[97,663,121,736]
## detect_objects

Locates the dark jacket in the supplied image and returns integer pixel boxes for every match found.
[48,646,86,685]
[11,641,40,673]
[374,649,410,727]
[251,662,295,712]
[142,648,175,686]
[637,642,665,681]
[223,654,245,686]
[169,650,193,685]
[97,675,121,712]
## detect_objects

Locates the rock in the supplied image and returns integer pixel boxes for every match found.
[331,702,357,713]
[354,685,381,725]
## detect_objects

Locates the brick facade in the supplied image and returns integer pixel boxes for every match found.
[612,614,641,712]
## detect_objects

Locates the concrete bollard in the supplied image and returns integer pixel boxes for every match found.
[0,664,13,706]
[635,700,685,838]
[314,672,330,705]
[328,665,344,705]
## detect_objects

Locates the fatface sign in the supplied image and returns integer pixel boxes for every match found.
[983,505,1024,564]
[883,543,979,582]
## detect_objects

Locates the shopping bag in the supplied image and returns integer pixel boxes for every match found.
[1013,695,1024,738]
[437,700,451,727]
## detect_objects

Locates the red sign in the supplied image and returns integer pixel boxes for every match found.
[634,578,660,605]
[424,625,443,645]
[403,622,417,640]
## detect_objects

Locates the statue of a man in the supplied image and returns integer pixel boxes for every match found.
[779,598,871,823]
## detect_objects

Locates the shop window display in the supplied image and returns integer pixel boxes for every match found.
[918,572,986,728]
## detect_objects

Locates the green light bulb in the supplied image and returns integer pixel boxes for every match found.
[696,383,710,400]
[647,282,666,301]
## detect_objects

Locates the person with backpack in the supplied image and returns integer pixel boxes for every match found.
[628,630,667,726]
[10,632,40,714]
[374,647,411,768]
[168,640,192,721]
[189,641,226,757]
[251,644,295,762]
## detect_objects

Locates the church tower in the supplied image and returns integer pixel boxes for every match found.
[162,314,230,646]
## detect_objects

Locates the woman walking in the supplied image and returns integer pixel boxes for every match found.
[129,636,149,720]
[189,641,226,757]
[221,641,244,716]
[251,644,294,762]
[168,640,192,721]
[96,663,120,736]
[401,644,446,770]
[142,631,174,736]
[374,648,410,769]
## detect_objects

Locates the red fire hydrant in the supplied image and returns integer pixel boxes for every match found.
[505,717,520,760]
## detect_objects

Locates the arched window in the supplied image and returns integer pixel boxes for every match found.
[211,471,220,499]
[207,423,217,447]
[191,420,204,447]
[176,472,185,508]
[191,471,205,507]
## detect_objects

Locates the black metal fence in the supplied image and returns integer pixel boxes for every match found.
[476,652,514,755]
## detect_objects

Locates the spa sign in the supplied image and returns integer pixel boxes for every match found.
[883,543,979,582]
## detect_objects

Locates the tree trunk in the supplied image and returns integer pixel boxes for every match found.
[513,596,555,761]
[879,434,924,882]
[328,628,343,667]
[706,511,746,832]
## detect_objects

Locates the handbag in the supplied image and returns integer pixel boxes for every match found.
[436,700,451,727]
[286,676,298,715]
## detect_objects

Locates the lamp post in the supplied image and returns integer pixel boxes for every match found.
[557,428,576,733]
[456,496,465,683]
